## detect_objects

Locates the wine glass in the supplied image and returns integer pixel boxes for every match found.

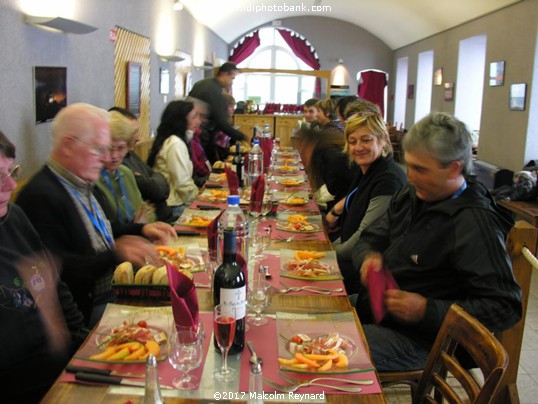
[168,328,203,389]
[201,249,218,296]
[250,224,272,261]
[247,278,271,326]
[259,193,273,221]
[213,304,237,382]
[249,200,263,226]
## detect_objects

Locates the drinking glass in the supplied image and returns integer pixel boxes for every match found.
[213,304,237,381]
[260,194,273,221]
[168,328,203,389]
[247,278,271,326]
[250,224,272,261]
[201,249,218,295]
[249,200,263,226]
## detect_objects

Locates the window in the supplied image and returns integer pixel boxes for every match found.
[233,27,316,106]
[415,50,434,122]
[394,57,409,128]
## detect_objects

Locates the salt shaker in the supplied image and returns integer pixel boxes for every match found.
[142,354,163,404]
[247,360,264,404]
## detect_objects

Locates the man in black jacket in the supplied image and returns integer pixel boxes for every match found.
[352,112,522,371]
[189,62,247,163]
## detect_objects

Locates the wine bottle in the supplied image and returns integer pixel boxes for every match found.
[213,228,246,354]
[232,143,243,188]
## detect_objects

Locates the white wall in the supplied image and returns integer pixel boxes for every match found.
[0,0,228,178]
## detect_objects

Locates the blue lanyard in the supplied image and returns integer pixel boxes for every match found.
[54,173,114,249]
[345,187,358,213]
[451,179,467,199]
[101,169,134,223]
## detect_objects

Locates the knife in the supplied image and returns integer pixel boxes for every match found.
[197,205,222,211]
[176,230,202,236]
[66,364,145,379]
[75,372,174,389]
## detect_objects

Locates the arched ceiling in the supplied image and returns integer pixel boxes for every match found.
[181,0,521,50]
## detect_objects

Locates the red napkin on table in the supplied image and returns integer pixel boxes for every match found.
[225,166,239,195]
[259,137,273,174]
[367,265,399,324]
[166,262,199,329]
[249,174,265,214]
[207,211,224,258]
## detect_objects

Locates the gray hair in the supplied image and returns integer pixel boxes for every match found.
[403,112,473,175]
[51,103,110,151]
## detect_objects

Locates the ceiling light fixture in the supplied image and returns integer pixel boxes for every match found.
[25,15,97,34]
[158,54,185,62]
[173,0,184,11]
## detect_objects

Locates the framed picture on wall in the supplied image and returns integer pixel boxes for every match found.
[159,68,170,95]
[33,66,67,124]
[489,61,505,86]
[126,62,141,116]
[444,82,455,101]
[509,83,527,111]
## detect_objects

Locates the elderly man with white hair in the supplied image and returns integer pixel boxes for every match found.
[17,103,176,326]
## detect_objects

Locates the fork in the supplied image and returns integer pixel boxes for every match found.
[279,281,343,293]
[276,283,331,295]
[263,377,362,393]
[279,371,374,386]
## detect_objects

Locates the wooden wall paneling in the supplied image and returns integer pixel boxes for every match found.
[113,26,151,141]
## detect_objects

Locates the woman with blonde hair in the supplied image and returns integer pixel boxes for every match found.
[326,111,406,294]
[95,111,147,224]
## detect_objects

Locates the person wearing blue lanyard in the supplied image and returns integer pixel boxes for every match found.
[349,112,522,372]
[95,111,148,225]
[17,103,176,327]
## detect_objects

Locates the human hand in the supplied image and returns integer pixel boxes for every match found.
[115,235,159,266]
[141,221,176,244]
[384,289,427,323]
[360,252,383,286]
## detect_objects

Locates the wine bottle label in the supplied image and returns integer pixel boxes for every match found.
[220,286,246,319]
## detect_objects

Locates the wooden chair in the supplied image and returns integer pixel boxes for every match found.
[413,304,508,403]
[379,220,537,402]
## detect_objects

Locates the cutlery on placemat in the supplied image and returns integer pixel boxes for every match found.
[66,364,145,379]
[197,205,222,211]
[279,371,373,386]
[175,230,201,236]
[247,341,262,365]
[75,372,174,389]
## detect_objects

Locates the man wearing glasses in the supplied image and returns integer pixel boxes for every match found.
[17,103,176,327]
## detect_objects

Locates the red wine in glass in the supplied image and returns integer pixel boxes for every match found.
[214,315,236,349]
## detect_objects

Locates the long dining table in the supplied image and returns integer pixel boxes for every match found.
[41,149,386,404]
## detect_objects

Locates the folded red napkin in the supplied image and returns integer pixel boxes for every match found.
[249,174,265,213]
[207,211,224,258]
[225,166,239,195]
[367,265,399,324]
[259,137,273,174]
[166,262,199,329]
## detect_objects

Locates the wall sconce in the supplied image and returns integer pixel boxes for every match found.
[158,54,185,62]
[25,15,97,34]
[337,58,344,65]
[173,0,184,11]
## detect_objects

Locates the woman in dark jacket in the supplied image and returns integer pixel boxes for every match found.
[326,111,407,294]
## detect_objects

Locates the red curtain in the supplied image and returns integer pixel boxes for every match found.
[358,70,387,116]
[229,31,261,65]
[277,29,321,97]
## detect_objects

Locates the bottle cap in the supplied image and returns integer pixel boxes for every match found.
[253,139,260,145]
[227,195,240,205]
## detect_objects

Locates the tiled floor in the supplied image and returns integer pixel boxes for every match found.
[384,271,538,403]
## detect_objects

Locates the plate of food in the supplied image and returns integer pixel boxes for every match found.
[276,213,322,233]
[276,312,374,374]
[208,172,227,183]
[275,175,306,187]
[155,244,205,273]
[75,305,173,364]
[198,188,230,203]
[275,164,301,173]
[177,208,220,228]
[280,249,342,280]
[277,191,310,206]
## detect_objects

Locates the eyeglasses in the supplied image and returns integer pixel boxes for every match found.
[70,137,110,157]
[0,164,21,187]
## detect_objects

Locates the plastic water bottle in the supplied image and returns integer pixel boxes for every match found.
[271,137,280,165]
[261,124,272,140]
[217,195,249,264]
[247,139,264,186]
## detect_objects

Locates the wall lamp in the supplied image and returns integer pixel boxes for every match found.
[25,15,97,34]
[173,0,184,11]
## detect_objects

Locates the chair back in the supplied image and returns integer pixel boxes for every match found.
[413,304,508,404]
